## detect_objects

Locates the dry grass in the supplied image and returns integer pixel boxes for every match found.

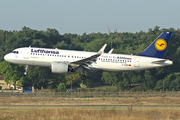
[0,107,180,120]
[1,97,180,119]
[1,97,180,105]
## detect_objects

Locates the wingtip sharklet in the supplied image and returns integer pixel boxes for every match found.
[98,44,107,54]
[108,48,114,53]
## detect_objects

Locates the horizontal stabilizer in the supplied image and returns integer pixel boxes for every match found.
[151,59,167,64]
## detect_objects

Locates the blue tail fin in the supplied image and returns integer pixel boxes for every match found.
[138,31,172,58]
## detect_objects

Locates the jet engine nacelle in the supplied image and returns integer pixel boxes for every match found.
[51,62,73,74]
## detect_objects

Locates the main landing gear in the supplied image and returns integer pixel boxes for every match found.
[78,67,87,80]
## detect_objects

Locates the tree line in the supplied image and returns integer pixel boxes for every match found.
[0,26,180,91]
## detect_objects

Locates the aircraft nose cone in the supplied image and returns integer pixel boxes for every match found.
[4,54,8,61]
[4,54,11,61]
[4,53,18,64]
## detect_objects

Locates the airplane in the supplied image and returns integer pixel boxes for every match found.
[4,31,173,79]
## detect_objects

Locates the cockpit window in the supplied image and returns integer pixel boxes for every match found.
[11,51,19,54]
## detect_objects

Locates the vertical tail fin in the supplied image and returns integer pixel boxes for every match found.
[138,31,172,58]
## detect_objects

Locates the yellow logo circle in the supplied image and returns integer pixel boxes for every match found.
[155,39,167,51]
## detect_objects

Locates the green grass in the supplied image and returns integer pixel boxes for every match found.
[81,95,94,98]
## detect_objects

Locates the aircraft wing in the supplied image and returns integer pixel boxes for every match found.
[151,59,167,64]
[70,53,101,65]
[70,44,107,66]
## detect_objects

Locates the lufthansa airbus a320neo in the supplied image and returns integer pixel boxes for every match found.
[4,31,173,79]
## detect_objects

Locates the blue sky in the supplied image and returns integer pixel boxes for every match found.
[0,0,179,35]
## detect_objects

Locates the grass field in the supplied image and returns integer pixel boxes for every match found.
[1,96,180,105]
[1,92,180,119]
[0,107,180,120]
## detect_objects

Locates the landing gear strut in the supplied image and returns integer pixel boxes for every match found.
[24,65,28,75]
[78,67,87,80]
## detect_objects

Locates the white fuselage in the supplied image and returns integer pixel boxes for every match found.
[4,47,173,72]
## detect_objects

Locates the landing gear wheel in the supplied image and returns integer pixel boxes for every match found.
[80,74,86,80]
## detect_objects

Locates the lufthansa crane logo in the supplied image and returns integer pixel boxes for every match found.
[155,39,167,51]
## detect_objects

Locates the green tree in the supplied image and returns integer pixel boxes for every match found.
[57,83,66,92]
[142,70,153,90]
[1,26,180,91]
[0,61,24,89]
[23,66,51,88]
[65,71,79,86]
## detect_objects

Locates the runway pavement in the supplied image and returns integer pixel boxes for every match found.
[0,105,180,107]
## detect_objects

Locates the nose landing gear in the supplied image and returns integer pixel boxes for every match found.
[24,65,28,75]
